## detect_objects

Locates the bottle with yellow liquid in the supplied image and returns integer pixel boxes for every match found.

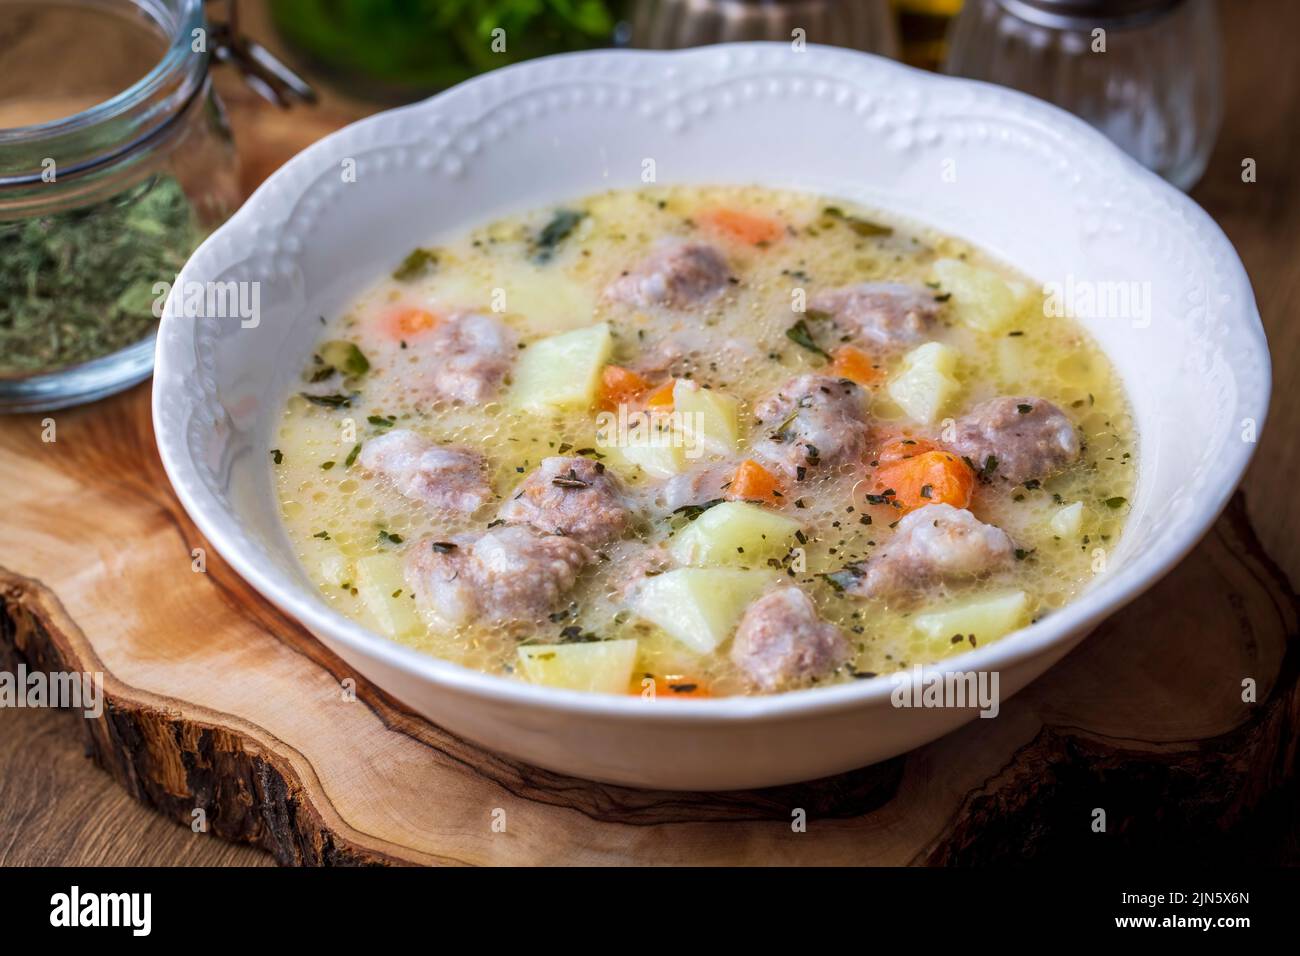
[893,0,964,70]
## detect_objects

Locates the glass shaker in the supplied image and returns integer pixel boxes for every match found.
[632,0,900,57]
[945,0,1222,191]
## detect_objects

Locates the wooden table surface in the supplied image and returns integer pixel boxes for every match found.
[1,0,1296,866]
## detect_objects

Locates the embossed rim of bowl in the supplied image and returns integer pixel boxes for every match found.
[154,43,1270,721]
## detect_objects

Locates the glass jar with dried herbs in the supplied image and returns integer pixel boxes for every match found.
[0,0,240,412]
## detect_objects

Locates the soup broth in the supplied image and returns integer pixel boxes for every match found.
[273,185,1135,697]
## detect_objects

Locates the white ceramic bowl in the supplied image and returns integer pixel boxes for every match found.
[154,44,1270,790]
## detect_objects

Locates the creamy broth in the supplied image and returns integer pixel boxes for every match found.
[274,185,1135,697]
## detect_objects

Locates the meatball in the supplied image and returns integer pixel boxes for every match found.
[411,311,515,404]
[751,374,870,477]
[604,242,731,310]
[404,526,593,628]
[498,456,631,548]
[845,503,1014,599]
[730,587,850,692]
[948,396,1081,484]
[357,429,492,513]
[605,539,676,600]
[808,282,941,350]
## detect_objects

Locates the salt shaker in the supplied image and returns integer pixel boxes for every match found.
[945,0,1222,191]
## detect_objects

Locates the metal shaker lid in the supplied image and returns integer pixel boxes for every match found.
[998,0,1185,29]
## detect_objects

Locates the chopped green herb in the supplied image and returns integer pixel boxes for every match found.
[822,566,865,592]
[557,625,600,644]
[552,468,590,489]
[378,530,404,544]
[786,318,831,360]
[300,392,356,409]
[345,442,363,467]
[392,247,438,281]
[1105,496,1128,509]
[672,498,725,521]
[822,205,892,237]
[532,209,585,263]
[270,448,284,465]
[318,340,370,377]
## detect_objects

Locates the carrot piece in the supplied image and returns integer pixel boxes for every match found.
[636,674,711,699]
[644,379,676,409]
[875,435,940,465]
[873,450,974,514]
[386,306,442,339]
[598,364,651,412]
[828,344,882,386]
[727,458,783,503]
[699,208,785,247]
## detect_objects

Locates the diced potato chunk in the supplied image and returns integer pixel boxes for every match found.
[494,266,597,333]
[1050,501,1085,537]
[356,554,423,638]
[601,437,687,479]
[933,258,1027,333]
[887,341,961,424]
[913,590,1028,645]
[511,322,612,412]
[670,501,801,568]
[630,568,774,653]
[517,639,639,693]
[420,262,596,334]
[673,379,740,456]
[318,547,352,589]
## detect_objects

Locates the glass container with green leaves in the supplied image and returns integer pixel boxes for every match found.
[0,0,240,412]
[269,0,626,102]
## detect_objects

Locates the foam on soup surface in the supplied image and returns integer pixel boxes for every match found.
[273,185,1135,697]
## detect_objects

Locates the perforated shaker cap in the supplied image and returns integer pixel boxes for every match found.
[998,0,1186,29]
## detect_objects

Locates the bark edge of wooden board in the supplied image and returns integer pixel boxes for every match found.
[1,492,1297,866]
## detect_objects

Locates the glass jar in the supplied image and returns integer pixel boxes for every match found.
[631,0,899,57]
[944,0,1222,191]
[0,0,241,412]
[268,0,626,103]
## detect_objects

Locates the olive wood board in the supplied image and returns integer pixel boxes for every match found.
[0,384,1296,865]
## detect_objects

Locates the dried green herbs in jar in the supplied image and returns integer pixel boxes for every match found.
[0,0,242,413]
[0,175,202,375]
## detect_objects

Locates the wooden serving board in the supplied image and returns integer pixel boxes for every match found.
[4,14,1300,862]
[1,385,1296,866]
